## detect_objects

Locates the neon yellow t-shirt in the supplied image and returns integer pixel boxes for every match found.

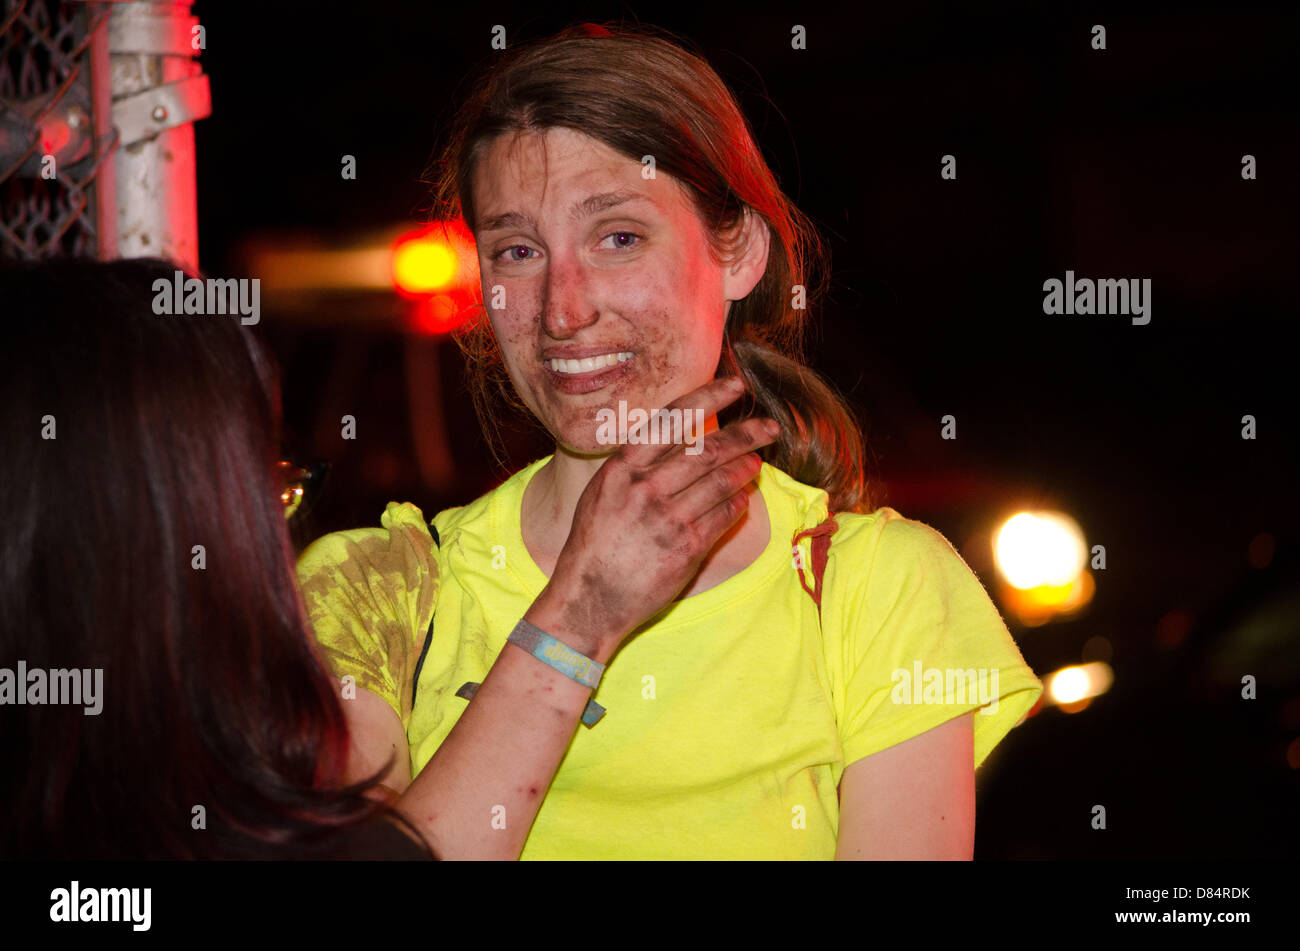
[297,457,1043,859]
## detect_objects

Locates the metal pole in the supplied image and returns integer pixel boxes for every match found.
[86,1,117,258]
[107,0,209,271]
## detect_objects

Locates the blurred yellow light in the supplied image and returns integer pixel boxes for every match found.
[1034,570,1094,608]
[994,511,1088,589]
[1046,662,1113,706]
[393,241,457,293]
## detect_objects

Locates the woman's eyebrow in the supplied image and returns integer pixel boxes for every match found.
[479,190,651,234]
[569,190,650,220]
[479,210,536,233]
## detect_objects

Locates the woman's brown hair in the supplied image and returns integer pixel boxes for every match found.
[433,22,870,514]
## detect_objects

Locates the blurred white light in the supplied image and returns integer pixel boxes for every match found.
[1050,666,1090,703]
[994,511,1087,589]
[1047,662,1114,705]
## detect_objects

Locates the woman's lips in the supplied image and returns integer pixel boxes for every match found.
[541,353,634,395]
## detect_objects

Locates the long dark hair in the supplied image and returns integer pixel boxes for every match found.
[0,257,428,859]
[432,22,871,513]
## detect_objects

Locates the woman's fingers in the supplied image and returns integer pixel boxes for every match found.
[674,449,764,525]
[689,481,755,551]
[654,415,778,499]
[550,376,781,642]
[617,376,747,467]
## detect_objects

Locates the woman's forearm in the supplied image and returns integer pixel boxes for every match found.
[395,587,619,860]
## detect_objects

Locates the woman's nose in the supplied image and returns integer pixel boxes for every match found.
[540,257,599,338]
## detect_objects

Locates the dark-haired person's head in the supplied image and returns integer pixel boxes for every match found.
[0,257,427,859]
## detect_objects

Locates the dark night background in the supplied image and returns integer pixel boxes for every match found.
[191,2,1299,858]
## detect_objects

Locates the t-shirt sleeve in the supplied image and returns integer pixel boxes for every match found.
[295,502,439,725]
[824,511,1042,770]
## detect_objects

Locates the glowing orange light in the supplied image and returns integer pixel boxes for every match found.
[410,294,467,335]
[393,238,457,293]
[391,220,480,335]
[999,570,1095,627]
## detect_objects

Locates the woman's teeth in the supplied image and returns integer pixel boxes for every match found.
[548,352,632,374]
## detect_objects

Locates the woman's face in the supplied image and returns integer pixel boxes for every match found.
[471,127,761,455]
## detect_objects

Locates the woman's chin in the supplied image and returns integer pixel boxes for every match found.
[554,435,621,460]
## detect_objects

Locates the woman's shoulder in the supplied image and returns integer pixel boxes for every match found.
[430,455,552,544]
[296,457,550,585]
[825,505,984,591]
[760,464,902,539]
[756,463,964,567]
[832,506,953,554]
[297,501,439,583]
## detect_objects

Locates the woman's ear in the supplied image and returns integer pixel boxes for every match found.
[722,207,771,303]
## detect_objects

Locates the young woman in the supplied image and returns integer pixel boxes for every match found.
[298,23,1043,860]
[0,256,761,859]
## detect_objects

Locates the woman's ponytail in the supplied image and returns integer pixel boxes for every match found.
[720,335,870,515]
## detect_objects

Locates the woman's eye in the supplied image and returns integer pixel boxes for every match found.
[601,231,642,250]
[496,245,536,262]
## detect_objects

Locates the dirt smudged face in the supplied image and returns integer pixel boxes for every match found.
[470,127,731,455]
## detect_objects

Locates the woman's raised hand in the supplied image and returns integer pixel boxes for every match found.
[527,376,779,658]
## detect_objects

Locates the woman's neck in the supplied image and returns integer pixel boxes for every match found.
[520,418,770,596]
[522,449,607,555]
[522,409,724,552]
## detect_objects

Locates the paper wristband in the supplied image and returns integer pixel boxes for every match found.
[456,680,606,728]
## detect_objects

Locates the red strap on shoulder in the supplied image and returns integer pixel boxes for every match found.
[793,515,839,615]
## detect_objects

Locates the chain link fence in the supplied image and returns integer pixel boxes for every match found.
[0,0,116,260]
